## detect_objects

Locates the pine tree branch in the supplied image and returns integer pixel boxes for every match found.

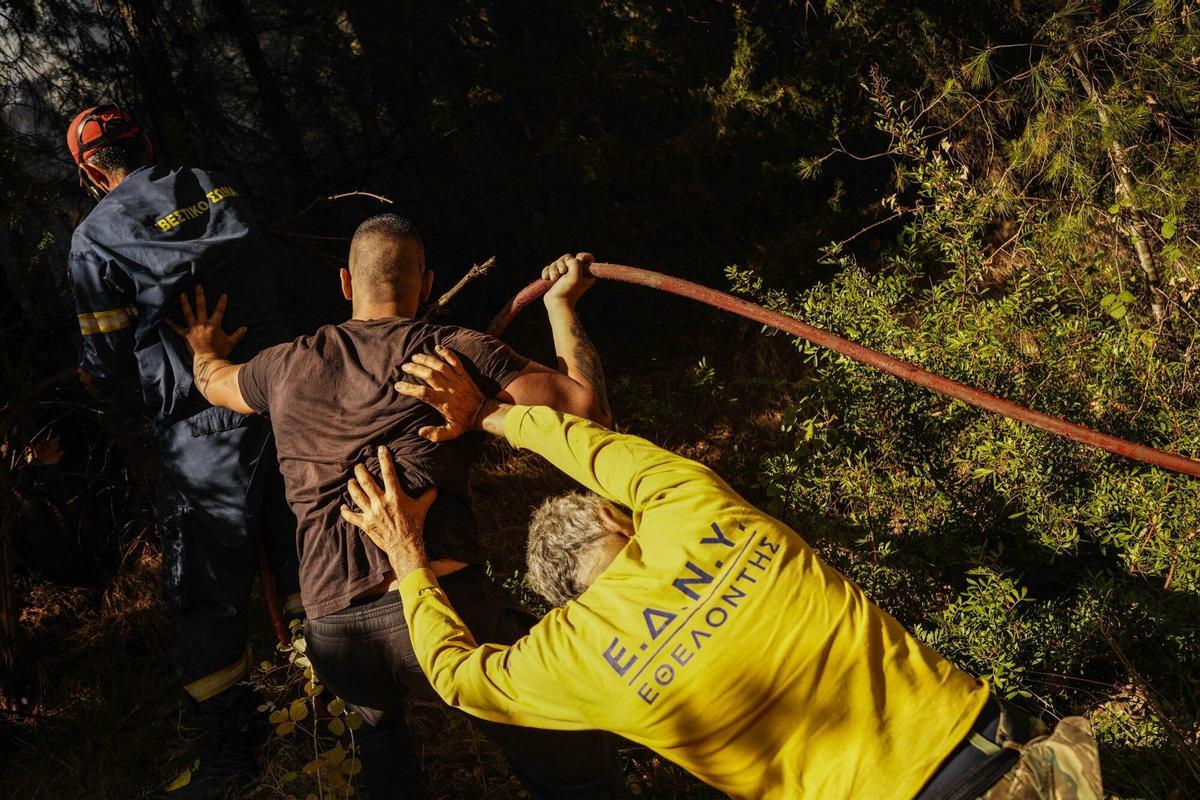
[1067,42,1167,324]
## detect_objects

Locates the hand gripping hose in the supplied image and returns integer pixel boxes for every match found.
[488,262,1200,478]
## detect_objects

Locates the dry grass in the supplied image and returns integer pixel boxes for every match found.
[1,540,180,799]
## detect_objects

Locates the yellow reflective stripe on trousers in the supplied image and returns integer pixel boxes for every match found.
[283,593,305,616]
[78,305,136,336]
[183,647,250,702]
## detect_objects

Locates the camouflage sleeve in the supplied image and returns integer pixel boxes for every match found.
[982,716,1102,800]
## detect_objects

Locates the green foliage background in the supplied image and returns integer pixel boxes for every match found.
[728,3,1200,794]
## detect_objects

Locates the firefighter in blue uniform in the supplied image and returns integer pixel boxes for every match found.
[65,104,302,798]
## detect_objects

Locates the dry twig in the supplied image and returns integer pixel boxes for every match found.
[421,256,497,321]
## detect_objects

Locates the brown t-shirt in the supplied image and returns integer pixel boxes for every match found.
[238,317,529,618]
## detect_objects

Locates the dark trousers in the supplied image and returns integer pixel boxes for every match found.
[917,697,1042,800]
[305,565,622,800]
[159,412,301,713]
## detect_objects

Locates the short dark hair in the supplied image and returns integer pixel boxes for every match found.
[85,136,149,175]
[348,213,427,302]
[353,214,424,251]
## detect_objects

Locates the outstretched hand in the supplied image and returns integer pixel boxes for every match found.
[395,345,484,442]
[341,446,436,578]
[165,285,247,357]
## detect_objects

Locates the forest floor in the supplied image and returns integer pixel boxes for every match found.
[0,288,803,799]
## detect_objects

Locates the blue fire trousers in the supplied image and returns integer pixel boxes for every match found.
[156,407,301,709]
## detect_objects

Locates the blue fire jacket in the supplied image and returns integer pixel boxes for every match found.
[68,164,294,530]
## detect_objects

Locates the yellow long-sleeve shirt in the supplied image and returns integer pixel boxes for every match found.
[399,406,989,799]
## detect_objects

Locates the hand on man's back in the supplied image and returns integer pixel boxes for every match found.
[341,446,436,578]
[166,284,247,357]
[395,345,485,442]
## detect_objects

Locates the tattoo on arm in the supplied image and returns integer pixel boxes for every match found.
[194,354,218,394]
[569,319,611,419]
[193,353,234,399]
[189,353,251,414]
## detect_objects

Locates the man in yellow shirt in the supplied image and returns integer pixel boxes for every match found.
[340,353,1103,800]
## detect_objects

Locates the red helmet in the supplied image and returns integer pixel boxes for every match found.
[66,104,150,185]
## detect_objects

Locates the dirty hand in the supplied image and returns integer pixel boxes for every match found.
[542,252,596,308]
[394,346,484,442]
[341,447,436,577]
[165,285,247,357]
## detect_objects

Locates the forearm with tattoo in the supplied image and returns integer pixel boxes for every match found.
[546,301,611,424]
[563,319,611,420]
[192,351,238,403]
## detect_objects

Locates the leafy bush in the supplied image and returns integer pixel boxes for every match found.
[728,8,1200,788]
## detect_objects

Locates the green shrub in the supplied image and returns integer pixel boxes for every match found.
[728,9,1200,786]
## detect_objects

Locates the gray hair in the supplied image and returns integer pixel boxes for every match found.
[526,492,614,607]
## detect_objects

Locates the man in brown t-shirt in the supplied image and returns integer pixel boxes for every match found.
[169,213,619,798]
[235,311,531,619]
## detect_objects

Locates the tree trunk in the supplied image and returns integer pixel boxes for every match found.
[0,459,24,707]
[111,0,191,163]
[211,0,317,189]
[1068,43,1168,324]
[329,9,385,147]
[335,1,428,205]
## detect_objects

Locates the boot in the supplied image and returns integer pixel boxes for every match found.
[159,685,267,799]
[356,712,425,800]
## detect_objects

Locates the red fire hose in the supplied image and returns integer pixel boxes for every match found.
[256,534,290,645]
[488,262,1200,479]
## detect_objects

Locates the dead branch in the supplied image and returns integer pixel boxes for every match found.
[420,256,497,321]
[323,191,394,204]
[271,190,395,231]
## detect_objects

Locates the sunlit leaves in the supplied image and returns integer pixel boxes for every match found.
[289,699,309,722]
[254,626,363,798]
[733,51,1200,774]
[164,759,200,791]
[324,745,347,768]
[1099,290,1135,320]
[1160,213,1176,240]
